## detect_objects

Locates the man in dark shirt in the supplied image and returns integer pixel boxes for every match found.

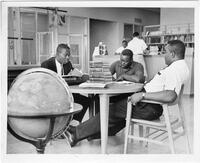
[41,44,90,122]
[110,49,145,83]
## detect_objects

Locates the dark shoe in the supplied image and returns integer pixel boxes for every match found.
[87,132,117,141]
[87,134,101,141]
[64,127,78,147]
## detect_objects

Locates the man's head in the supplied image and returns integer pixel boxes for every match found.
[56,44,70,64]
[132,32,139,38]
[164,40,185,65]
[120,49,133,68]
[122,40,128,48]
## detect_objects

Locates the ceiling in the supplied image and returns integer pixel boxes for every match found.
[142,8,160,13]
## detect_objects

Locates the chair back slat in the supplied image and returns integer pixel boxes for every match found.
[168,85,184,106]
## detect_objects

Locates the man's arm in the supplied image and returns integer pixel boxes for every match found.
[117,71,144,83]
[117,63,145,83]
[129,90,177,105]
[109,61,117,75]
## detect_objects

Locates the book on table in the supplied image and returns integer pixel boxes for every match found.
[79,81,111,88]
[79,80,135,88]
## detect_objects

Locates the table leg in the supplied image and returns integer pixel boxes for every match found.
[99,94,109,154]
[88,94,95,117]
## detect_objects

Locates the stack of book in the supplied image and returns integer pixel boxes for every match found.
[79,61,113,88]
[89,61,112,83]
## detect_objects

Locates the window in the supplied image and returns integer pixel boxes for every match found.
[8,8,50,66]
[58,16,88,72]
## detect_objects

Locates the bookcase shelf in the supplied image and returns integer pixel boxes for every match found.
[143,24,194,55]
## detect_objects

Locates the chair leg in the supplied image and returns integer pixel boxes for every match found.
[145,127,150,147]
[178,104,191,153]
[139,125,144,145]
[130,124,134,143]
[181,117,191,153]
[124,101,132,154]
[163,105,175,154]
[183,127,191,154]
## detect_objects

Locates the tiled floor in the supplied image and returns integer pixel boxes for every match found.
[7,95,194,154]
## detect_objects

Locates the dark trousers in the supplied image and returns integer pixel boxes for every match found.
[72,93,90,122]
[75,96,163,141]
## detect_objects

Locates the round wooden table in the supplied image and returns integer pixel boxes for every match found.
[70,83,144,154]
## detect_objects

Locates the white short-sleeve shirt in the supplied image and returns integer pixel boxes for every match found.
[127,37,147,55]
[115,46,126,54]
[144,60,189,95]
[127,37,148,76]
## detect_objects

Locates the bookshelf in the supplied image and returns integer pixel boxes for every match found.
[143,24,194,55]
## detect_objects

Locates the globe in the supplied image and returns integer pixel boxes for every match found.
[7,68,81,153]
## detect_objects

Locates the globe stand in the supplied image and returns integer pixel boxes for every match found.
[8,117,56,154]
[8,103,82,154]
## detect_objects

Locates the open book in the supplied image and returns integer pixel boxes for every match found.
[62,68,83,78]
[79,81,135,88]
[79,81,111,88]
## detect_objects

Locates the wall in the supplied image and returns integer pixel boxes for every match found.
[60,7,160,51]
[90,19,118,57]
[160,8,194,25]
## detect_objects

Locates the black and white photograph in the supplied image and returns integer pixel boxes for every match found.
[1,0,200,163]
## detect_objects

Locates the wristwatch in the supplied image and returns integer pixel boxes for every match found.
[142,92,146,100]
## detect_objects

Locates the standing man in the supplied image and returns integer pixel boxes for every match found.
[114,40,128,55]
[64,40,189,147]
[41,43,90,123]
[127,32,148,77]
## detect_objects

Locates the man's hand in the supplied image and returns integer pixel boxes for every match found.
[128,92,143,105]
[116,75,124,81]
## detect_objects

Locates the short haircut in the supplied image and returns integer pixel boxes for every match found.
[121,49,133,59]
[56,44,70,54]
[167,40,185,59]
[122,40,128,44]
[133,32,139,37]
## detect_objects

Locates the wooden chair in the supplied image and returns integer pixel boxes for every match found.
[124,86,191,154]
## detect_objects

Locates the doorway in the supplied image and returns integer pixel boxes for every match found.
[134,24,143,37]
[90,19,118,60]
[124,23,133,42]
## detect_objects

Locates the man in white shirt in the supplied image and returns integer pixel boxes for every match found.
[114,40,128,55]
[127,32,148,77]
[64,40,189,147]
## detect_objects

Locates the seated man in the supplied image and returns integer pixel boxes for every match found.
[65,40,189,147]
[110,49,145,82]
[41,43,90,123]
[114,40,128,55]
[92,49,145,137]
